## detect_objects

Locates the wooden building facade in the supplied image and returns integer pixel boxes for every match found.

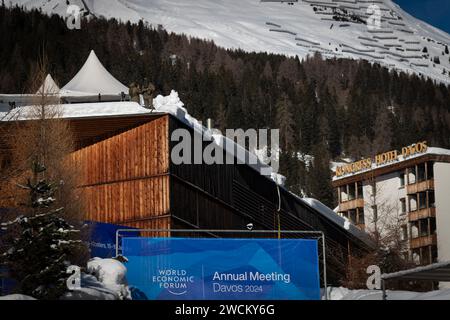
[64,113,373,284]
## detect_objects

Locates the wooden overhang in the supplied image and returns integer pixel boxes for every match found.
[0,112,166,151]
[332,154,450,187]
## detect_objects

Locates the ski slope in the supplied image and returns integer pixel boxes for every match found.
[10,0,450,83]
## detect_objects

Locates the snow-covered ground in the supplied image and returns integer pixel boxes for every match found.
[0,258,131,300]
[9,0,450,83]
[329,286,450,300]
[63,258,131,300]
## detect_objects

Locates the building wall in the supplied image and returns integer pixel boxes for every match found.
[362,171,407,239]
[434,162,450,263]
[69,115,171,230]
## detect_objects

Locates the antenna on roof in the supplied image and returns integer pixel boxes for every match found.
[207,118,213,130]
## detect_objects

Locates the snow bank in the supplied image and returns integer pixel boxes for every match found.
[0,294,36,300]
[87,257,127,287]
[329,286,450,300]
[1,101,150,121]
[63,258,131,300]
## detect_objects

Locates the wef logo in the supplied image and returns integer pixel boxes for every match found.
[152,269,195,296]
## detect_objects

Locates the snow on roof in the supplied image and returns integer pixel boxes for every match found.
[60,50,128,96]
[302,198,374,247]
[153,90,278,179]
[0,101,150,121]
[36,74,60,95]
[333,147,450,181]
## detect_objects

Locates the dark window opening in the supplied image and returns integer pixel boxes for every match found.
[399,171,405,187]
[400,198,406,214]
[427,162,434,179]
[357,181,363,199]
[417,163,426,182]
[418,192,427,210]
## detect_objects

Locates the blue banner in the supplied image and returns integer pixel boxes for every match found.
[85,221,139,258]
[122,237,320,300]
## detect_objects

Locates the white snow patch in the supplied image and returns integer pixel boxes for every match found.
[0,294,36,300]
[330,287,450,300]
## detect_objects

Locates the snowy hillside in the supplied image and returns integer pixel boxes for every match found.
[10,0,450,83]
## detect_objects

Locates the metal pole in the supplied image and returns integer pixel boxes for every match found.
[381,279,387,300]
[115,229,120,258]
[321,233,328,300]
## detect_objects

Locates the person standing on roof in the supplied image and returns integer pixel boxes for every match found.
[142,78,156,109]
[129,82,140,103]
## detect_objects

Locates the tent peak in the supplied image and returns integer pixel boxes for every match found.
[60,50,128,97]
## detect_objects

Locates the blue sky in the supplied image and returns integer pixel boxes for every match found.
[393,0,450,34]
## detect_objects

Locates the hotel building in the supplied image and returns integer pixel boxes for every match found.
[333,142,450,268]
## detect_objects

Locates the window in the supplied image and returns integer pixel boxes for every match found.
[357,208,365,225]
[357,182,363,199]
[419,219,429,237]
[409,195,417,212]
[417,163,426,182]
[428,191,435,208]
[348,183,356,201]
[340,187,348,203]
[399,171,405,187]
[427,162,434,179]
[408,167,416,184]
[411,222,419,239]
[349,209,357,224]
[418,192,427,210]
[430,218,436,234]
[400,198,407,214]
[432,247,438,263]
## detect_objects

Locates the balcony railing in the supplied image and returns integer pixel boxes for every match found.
[408,207,436,222]
[410,234,437,249]
[338,198,364,212]
[406,179,434,195]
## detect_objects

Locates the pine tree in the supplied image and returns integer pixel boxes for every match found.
[371,108,393,154]
[308,143,334,207]
[1,162,84,300]
[275,93,296,152]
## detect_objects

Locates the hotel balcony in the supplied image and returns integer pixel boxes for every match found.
[408,207,436,222]
[406,179,434,195]
[410,234,437,249]
[338,198,364,212]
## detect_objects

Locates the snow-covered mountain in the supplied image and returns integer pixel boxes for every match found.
[10,0,450,83]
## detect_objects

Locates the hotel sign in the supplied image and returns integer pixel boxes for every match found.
[335,141,428,177]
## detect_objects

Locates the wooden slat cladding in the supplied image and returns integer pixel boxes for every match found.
[69,115,171,226]
[123,216,171,238]
[69,115,169,186]
[82,176,170,223]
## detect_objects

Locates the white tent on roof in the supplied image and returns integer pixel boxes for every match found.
[60,50,128,100]
[36,74,60,95]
